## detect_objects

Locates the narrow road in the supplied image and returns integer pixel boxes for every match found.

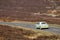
[0,22,60,34]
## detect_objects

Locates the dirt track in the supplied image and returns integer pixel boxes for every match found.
[0,22,60,34]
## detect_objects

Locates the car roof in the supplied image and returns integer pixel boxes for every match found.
[39,21,46,23]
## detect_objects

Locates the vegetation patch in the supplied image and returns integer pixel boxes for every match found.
[49,24,60,28]
[0,25,60,40]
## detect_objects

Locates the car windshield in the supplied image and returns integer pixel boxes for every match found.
[41,22,47,24]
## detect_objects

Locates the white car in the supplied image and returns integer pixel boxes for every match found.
[35,22,49,29]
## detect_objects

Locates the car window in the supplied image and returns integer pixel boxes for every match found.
[41,22,46,24]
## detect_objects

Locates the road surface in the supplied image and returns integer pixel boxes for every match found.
[0,22,60,34]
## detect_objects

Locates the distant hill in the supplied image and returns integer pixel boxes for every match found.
[0,0,60,23]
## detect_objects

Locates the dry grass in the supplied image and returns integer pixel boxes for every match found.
[49,24,60,28]
[0,25,60,40]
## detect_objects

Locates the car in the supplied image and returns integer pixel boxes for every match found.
[35,21,49,29]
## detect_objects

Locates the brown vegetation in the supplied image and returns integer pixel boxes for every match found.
[0,25,60,40]
[0,0,60,24]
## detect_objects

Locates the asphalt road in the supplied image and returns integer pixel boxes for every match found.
[0,22,60,34]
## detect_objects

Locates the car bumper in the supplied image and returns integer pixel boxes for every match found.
[36,26,49,29]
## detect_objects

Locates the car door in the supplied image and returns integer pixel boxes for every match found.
[36,23,40,28]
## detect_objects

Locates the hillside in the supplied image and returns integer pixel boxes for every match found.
[0,0,60,24]
[0,25,60,40]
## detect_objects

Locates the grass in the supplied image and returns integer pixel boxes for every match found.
[49,24,60,28]
[7,25,60,38]
[0,25,60,40]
